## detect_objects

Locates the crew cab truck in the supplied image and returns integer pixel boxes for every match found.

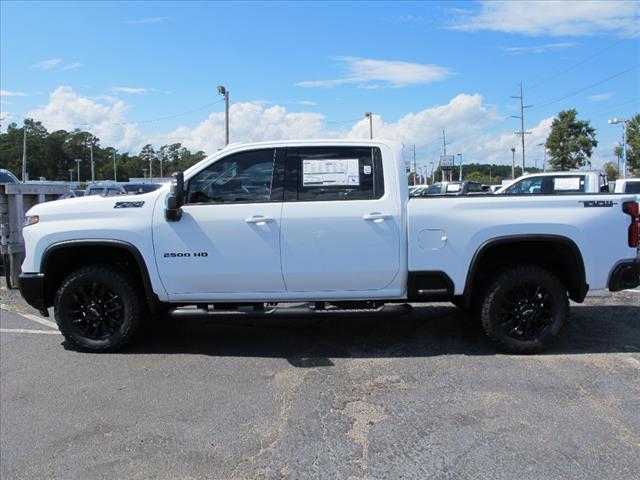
[18,140,640,354]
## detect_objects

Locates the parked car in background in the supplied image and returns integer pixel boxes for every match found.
[418,181,486,196]
[121,182,164,195]
[409,185,429,197]
[614,178,640,194]
[497,171,609,195]
[84,181,163,197]
[63,189,86,199]
[0,169,20,183]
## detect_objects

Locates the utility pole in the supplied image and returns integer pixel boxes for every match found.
[75,159,82,184]
[364,112,373,139]
[457,153,463,181]
[218,85,230,146]
[511,82,532,172]
[412,144,417,186]
[90,144,95,183]
[511,147,516,179]
[441,129,449,181]
[21,125,28,181]
[159,152,164,179]
[142,168,148,179]
[69,169,73,183]
[112,150,117,182]
[430,161,435,184]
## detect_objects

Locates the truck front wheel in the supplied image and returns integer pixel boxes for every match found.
[480,265,568,354]
[54,265,142,352]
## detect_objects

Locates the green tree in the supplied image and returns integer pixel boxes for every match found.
[602,161,619,181]
[546,109,597,171]
[624,113,640,176]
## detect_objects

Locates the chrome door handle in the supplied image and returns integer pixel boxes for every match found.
[362,212,393,222]
[245,216,275,225]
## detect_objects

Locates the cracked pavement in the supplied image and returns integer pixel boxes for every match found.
[1,284,639,479]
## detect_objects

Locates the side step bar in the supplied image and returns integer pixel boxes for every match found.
[169,303,413,319]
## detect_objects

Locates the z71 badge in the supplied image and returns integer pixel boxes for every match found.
[580,200,616,208]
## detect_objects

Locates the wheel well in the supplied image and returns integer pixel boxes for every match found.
[464,238,587,306]
[41,243,155,310]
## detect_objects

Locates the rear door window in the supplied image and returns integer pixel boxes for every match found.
[290,146,384,201]
[551,176,584,193]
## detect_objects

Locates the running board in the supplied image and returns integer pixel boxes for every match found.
[169,303,413,319]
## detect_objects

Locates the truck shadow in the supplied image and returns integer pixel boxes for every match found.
[63,305,640,363]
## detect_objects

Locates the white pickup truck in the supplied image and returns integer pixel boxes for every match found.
[19,140,640,353]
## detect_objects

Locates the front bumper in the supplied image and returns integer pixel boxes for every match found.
[18,273,48,315]
[608,259,640,292]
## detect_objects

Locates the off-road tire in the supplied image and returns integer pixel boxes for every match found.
[481,265,568,354]
[54,265,142,352]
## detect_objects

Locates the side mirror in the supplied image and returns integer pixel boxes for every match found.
[165,172,184,221]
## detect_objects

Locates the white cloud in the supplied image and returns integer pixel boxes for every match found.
[26,86,143,150]
[588,92,614,102]
[32,58,62,70]
[112,87,148,94]
[0,90,27,97]
[61,62,83,71]
[451,1,640,37]
[168,102,327,153]
[20,88,607,170]
[501,42,576,55]
[0,111,13,130]
[297,56,453,88]
[295,100,319,106]
[125,17,172,25]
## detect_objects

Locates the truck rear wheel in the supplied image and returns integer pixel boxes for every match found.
[480,265,568,354]
[54,265,141,352]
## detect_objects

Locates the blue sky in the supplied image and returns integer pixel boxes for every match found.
[1,0,639,170]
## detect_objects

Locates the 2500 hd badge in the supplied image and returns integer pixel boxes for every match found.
[163,252,208,258]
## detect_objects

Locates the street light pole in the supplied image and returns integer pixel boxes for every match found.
[430,161,434,184]
[21,124,27,181]
[90,144,95,183]
[457,153,462,181]
[537,142,547,172]
[364,112,373,139]
[218,85,230,146]
[511,147,516,179]
[609,118,628,179]
[112,150,117,182]
[412,144,417,186]
[75,159,82,184]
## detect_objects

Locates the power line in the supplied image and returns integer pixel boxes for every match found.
[529,64,640,112]
[527,37,629,91]
[581,98,640,117]
[19,98,225,129]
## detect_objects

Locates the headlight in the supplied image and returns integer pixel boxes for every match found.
[23,215,39,227]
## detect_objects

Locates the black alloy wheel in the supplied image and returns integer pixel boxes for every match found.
[480,265,568,354]
[55,265,142,352]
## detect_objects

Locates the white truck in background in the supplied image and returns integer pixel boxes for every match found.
[18,140,640,354]
[497,171,609,195]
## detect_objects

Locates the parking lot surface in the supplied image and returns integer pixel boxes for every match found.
[1,284,639,480]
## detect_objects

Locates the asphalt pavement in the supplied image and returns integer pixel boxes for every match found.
[1,286,639,480]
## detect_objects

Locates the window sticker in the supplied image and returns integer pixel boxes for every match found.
[302,158,360,187]
[363,165,372,175]
[554,177,582,191]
